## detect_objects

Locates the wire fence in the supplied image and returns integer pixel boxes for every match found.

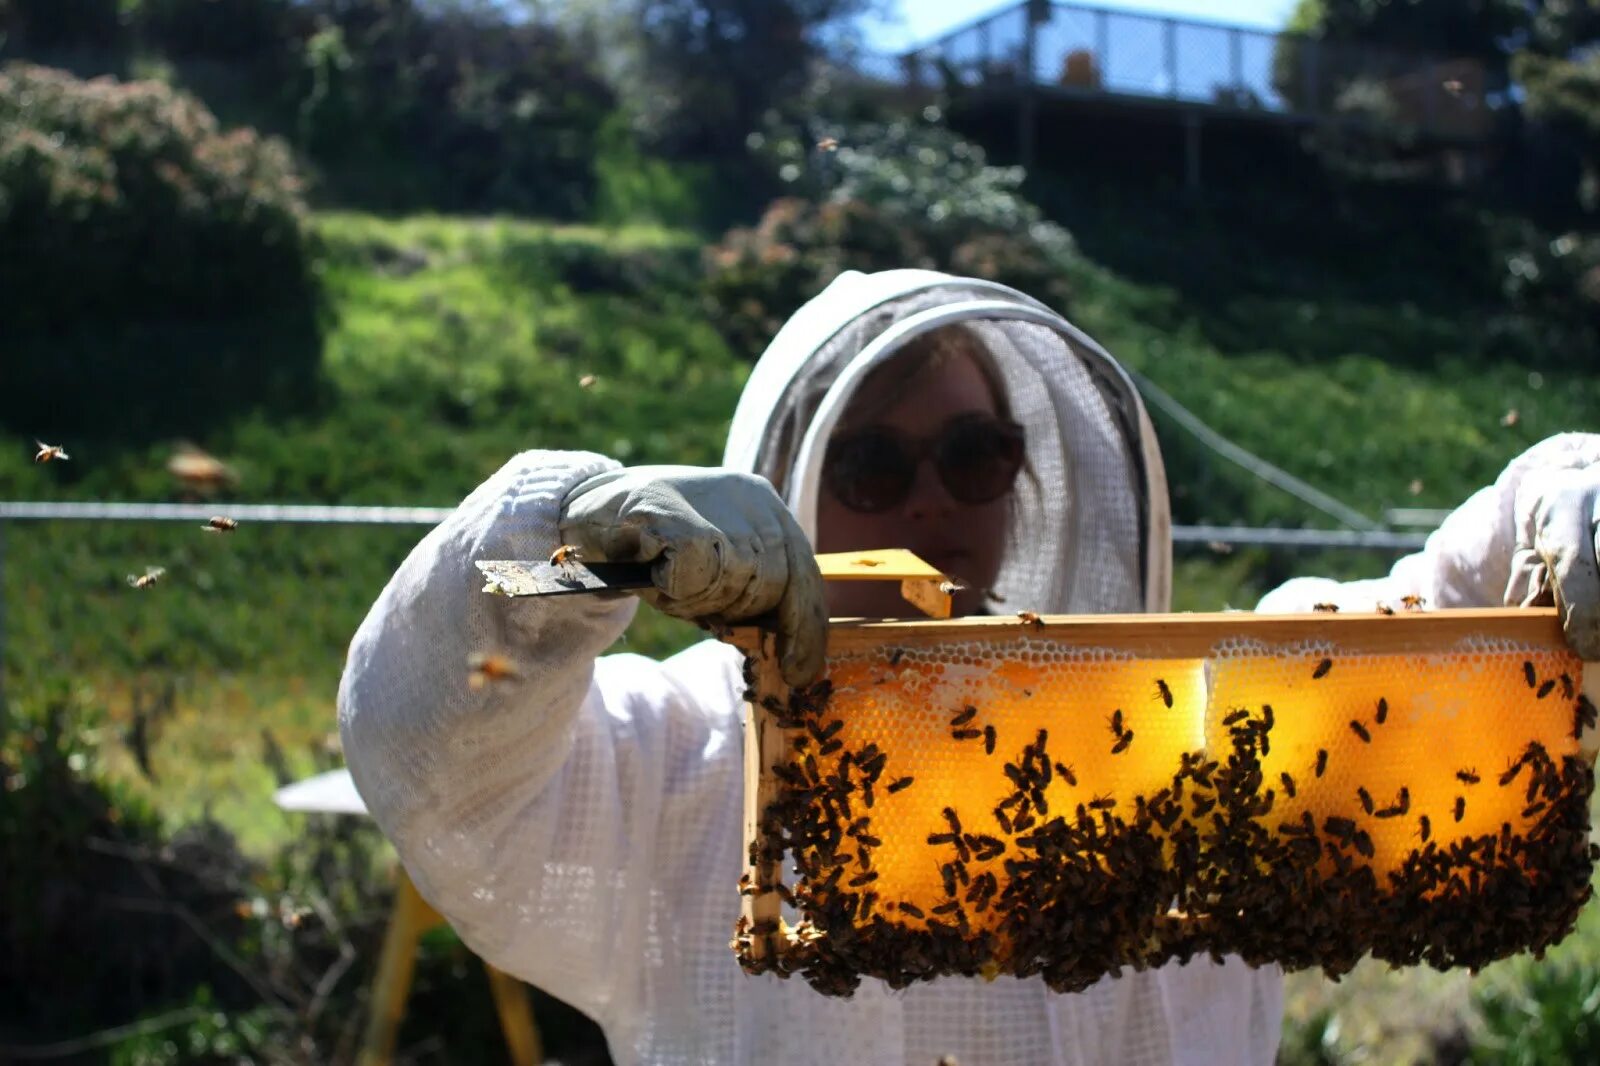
[0,500,1427,548]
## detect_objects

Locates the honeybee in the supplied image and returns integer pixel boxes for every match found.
[1375,602,1396,616]
[201,515,238,533]
[1314,749,1328,778]
[1457,768,1480,785]
[578,373,597,389]
[938,580,966,595]
[1375,697,1388,725]
[1016,610,1044,628]
[1349,719,1371,743]
[549,544,583,570]
[468,652,520,689]
[1312,603,1339,613]
[1400,594,1426,611]
[1453,795,1466,822]
[1154,678,1173,708]
[816,136,839,152]
[1313,658,1333,679]
[127,566,167,589]
[33,440,69,463]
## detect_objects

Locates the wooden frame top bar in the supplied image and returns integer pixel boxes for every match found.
[726,608,1565,660]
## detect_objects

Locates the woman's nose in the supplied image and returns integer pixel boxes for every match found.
[901,457,958,521]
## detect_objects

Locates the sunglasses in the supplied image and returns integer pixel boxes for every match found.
[823,413,1026,514]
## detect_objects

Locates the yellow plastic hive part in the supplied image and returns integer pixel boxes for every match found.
[728,609,1599,998]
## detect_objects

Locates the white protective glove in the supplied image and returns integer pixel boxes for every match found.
[560,465,827,686]
[1507,464,1600,660]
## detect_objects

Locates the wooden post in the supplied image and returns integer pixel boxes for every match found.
[485,965,544,1066]
[359,871,544,1066]
[359,874,438,1066]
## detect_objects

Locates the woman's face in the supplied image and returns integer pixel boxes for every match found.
[815,348,1013,619]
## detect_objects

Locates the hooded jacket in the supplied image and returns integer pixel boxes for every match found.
[339,270,1600,1064]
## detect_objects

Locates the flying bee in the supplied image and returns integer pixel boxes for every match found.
[1313,658,1333,679]
[816,136,839,152]
[938,580,966,596]
[549,544,583,571]
[201,515,238,533]
[1314,749,1328,778]
[33,440,69,463]
[1400,594,1426,611]
[1313,602,1339,613]
[468,652,520,689]
[127,566,167,590]
[1155,679,1173,708]
[1349,719,1371,743]
[1016,610,1044,628]
[578,373,597,388]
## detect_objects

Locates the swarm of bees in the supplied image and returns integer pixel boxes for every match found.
[34,440,69,463]
[736,644,1599,997]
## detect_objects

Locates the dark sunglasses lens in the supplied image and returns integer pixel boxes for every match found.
[825,432,915,513]
[938,420,1025,504]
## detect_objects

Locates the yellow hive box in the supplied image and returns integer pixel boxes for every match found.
[730,609,1598,998]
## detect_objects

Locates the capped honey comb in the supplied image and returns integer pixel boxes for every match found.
[730,610,1598,998]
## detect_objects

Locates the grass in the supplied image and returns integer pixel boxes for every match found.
[6,204,1600,1061]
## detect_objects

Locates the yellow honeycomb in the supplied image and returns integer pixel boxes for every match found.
[734,621,1598,998]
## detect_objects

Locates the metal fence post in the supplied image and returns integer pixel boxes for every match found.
[1229,27,1244,96]
[1096,7,1110,81]
[1164,17,1178,97]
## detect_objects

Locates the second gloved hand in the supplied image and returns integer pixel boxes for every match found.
[560,465,827,686]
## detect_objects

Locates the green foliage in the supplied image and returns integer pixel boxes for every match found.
[291,2,618,217]
[135,0,299,62]
[0,0,128,50]
[593,111,714,228]
[1469,963,1600,1064]
[626,0,873,157]
[704,112,1078,355]
[0,62,314,332]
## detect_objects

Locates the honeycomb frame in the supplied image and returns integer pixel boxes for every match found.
[728,609,1599,997]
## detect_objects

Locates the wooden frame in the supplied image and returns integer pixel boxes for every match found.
[727,604,1578,974]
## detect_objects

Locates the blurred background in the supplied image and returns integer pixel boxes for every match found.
[5,0,1600,1061]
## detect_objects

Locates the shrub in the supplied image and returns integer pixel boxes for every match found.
[293,4,617,217]
[0,61,314,331]
[704,111,1078,355]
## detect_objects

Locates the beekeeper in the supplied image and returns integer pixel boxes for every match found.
[339,270,1600,1065]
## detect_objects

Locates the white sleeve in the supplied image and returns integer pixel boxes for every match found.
[337,450,747,1029]
[1256,433,1600,613]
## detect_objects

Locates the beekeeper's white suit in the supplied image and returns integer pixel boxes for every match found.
[340,271,1600,1065]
